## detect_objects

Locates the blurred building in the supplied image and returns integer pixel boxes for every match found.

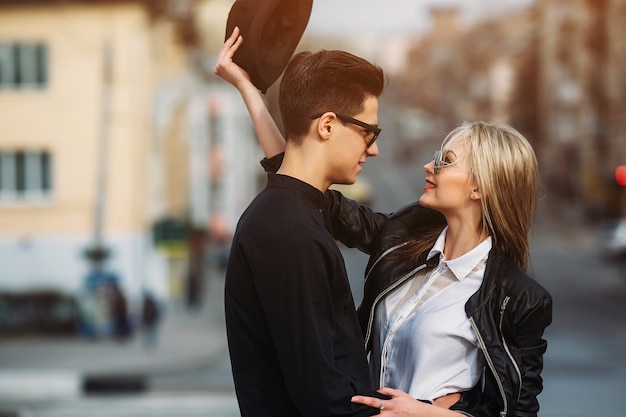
[0,0,261,314]
[397,6,537,144]
[537,0,626,217]
[398,0,626,218]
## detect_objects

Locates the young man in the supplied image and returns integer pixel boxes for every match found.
[217,28,388,416]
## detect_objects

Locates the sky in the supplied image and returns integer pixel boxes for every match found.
[307,0,535,37]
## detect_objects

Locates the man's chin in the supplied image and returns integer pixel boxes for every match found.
[336,178,357,186]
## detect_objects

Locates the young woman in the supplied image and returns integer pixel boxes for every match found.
[215,29,552,417]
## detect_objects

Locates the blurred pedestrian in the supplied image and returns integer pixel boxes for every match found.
[79,246,119,339]
[141,291,161,348]
[108,282,131,341]
[185,228,207,310]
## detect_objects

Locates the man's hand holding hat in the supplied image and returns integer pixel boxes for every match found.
[224,0,313,93]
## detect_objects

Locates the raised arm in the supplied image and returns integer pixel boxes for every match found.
[214,27,286,158]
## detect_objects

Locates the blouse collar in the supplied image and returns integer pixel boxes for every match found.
[427,227,492,282]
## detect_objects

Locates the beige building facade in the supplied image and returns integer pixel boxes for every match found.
[0,0,191,300]
[0,0,263,308]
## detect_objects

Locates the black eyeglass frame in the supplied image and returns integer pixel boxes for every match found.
[311,113,381,148]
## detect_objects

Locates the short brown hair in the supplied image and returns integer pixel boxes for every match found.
[279,50,385,141]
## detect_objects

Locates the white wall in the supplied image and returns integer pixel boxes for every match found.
[0,233,168,304]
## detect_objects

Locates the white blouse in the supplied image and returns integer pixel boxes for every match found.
[369,228,492,401]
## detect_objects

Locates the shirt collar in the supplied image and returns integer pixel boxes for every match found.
[427,227,492,281]
[267,173,327,211]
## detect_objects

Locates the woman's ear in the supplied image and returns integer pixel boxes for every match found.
[470,183,481,200]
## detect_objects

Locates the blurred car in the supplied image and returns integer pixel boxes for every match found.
[329,178,373,206]
[599,218,626,260]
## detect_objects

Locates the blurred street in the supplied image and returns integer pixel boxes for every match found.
[1,129,625,417]
[0,260,239,417]
[2,226,625,417]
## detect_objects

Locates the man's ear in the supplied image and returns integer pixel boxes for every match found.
[316,112,335,140]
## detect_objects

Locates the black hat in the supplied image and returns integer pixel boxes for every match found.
[225,0,313,93]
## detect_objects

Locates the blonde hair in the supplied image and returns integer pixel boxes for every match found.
[446,121,540,271]
[396,121,540,272]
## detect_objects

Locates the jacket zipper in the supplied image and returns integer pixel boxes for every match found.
[363,248,429,350]
[499,296,522,403]
[364,241,412,285]
[469,316,508,417]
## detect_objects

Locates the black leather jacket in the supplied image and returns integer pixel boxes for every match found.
[326,192,553,417]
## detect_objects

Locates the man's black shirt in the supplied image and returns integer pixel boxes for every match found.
[225,173,381,416]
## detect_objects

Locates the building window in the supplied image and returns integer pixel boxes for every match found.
[0,42,48,90]
[0,150,52,201]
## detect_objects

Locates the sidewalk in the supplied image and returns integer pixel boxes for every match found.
[0,269,229,403]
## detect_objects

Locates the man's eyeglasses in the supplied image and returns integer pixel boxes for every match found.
[311,113,381,148]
